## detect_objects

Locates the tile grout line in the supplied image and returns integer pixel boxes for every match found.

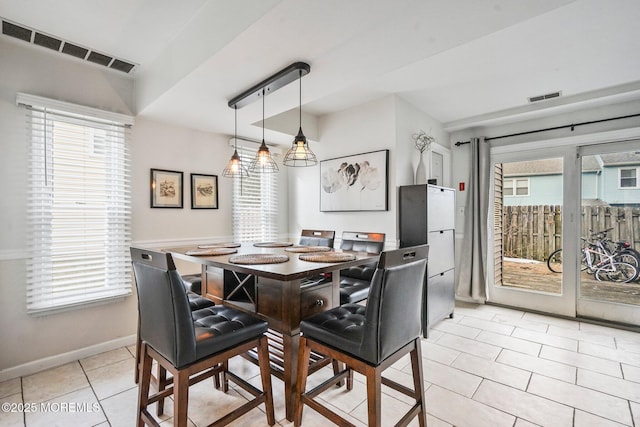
[78,359,109,427]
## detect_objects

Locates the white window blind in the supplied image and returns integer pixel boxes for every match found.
[19,93,133,314]
[232,145,278,242]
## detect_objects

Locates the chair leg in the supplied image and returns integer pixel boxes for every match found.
[213,368,221,389]
[136,343,152,427]
[156,365,167,416]
[294,337,312,427]
[221,360,229,392]
[257,336,276,426]
[331,359,348,388]
[365,365,382,427]
[172,370,190,427]
[410,338,427,427]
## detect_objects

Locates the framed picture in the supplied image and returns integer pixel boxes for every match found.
[150,168,183,208]
[320,149,389,212]
[191,173,219,209]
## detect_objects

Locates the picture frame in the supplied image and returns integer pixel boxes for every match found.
[150,168,183,208]
[320,149,389,212]
[191,173,219,209]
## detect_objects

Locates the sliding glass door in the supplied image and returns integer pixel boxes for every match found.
[489,146,579,317]
[488,138,640,325]
[577,141,640,324]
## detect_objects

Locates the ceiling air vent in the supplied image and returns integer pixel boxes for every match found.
[528,91,561,103]
[1,17,137,74]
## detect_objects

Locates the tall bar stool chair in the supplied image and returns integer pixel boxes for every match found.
[131,247,275,427]
[299,229,335,247]
[133,275,215,384]
[338,231,385,304]
[294,245,429,427]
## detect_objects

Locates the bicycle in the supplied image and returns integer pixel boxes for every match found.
[546,229,639,283]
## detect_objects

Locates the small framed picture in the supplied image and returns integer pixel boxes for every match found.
[150,168,183,208]
[191,173,219,209]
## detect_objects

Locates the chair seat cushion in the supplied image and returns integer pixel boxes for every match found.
[181,274,203,294]
[191,306,268,361]
[339,276,371,304]
[187,292,215,311]
[300,304,366,360]
[341,262,376,281]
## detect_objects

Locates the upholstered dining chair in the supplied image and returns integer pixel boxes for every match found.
[133,275,215,384]
[338,231,385,304]
[131,247,275,427]
[294,244,429,427]
[299,229,335,247]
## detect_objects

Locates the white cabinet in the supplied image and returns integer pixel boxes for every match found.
[399,184,456,336]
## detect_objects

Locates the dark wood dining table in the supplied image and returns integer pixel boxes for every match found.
[167,242,380,421]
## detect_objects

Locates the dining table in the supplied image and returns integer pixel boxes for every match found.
[167,241,380,421]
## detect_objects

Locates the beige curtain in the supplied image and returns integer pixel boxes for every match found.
[456,137,490,302]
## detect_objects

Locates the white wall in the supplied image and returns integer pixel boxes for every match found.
[286,95,450,247]
[0,39,291,376]
[0,39,137,374]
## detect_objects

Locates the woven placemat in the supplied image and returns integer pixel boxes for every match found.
[228,253,290,265]
[299,252,357,263]
[253,242,294,248]
[185,248,238,256]
[284,245,332,253]
[198,242,242,248]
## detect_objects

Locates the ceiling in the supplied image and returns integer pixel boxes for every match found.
[2,0,640,144]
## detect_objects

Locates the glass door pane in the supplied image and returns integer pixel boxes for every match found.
[579,148,640,321]
[496,158,563,294]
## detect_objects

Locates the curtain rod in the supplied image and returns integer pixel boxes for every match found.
[454,112,640,146]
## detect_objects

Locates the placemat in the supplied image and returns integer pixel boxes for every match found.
[299,252,357,263]
[253,242,294,248]
[197,242,242,248]
[228,253,290,265]
[185,248,238,256]
[284,245,332,253]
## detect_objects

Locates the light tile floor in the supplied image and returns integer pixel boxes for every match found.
[1,302,639,426]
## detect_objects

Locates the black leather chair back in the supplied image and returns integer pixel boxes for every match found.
[359,245,428,363]
[339,231,385,253]
[299,229,335,247]
[131,248,197,368]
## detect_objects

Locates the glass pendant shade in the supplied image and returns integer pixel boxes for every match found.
[249,90,279,173]
[222,107,248,178]
[283,70,317,167]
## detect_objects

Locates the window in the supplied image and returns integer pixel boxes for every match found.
[232,144,278,242]
[619,167,639,188]
[503,178,530,196]
[20,93,133,314]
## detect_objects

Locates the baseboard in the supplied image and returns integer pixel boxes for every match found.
[0,334,137,382]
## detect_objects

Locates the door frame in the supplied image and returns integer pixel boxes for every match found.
[488,146,579,317]
[577,139,640,325]
[486,126,640,318]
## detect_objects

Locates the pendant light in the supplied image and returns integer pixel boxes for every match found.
[283,69,317,167]
[222,106,249,178]
[249,89,279,173]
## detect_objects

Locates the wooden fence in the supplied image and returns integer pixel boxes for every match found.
[502,205,640,261]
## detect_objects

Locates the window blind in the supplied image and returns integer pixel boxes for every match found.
[232,145,278,242]
[20,93,133,314]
